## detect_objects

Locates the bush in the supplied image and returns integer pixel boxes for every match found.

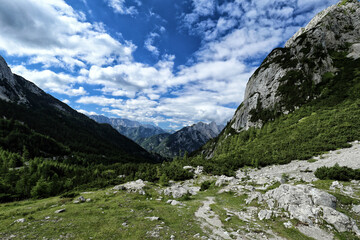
[314,164,360,181]
[200,181,213,191]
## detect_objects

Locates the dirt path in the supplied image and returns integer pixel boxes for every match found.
[195,197,232,240]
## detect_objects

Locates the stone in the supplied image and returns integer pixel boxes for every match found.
[283,221,293,228]
[145,216,159,221]
[113,179,147,195]
[194,166,203,175]
[14,218,26,223]
[78,196,86,202]
[170,200,183,206]
[352,205,360,214]
[215,175,235,187]
[264,184,336,225]
[86,198,91,202]
[258,210,272,220]
[330,181,343,190]
[55,209,66,214]
[322,206,360,235]
[163,183,200,198]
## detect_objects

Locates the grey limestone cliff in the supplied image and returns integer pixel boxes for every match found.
[230,0,360,131]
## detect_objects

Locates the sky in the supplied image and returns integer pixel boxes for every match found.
[0,0,340,129]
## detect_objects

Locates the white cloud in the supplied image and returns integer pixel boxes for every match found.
[0,0,341,127]
[0,0,135,69]
[11,65,87,96]
[77,109,98,115]
[106,0,138,15]
[62,99,71,104]
[144,32,160,56]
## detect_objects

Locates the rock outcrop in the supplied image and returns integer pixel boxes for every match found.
[230,0,360,131]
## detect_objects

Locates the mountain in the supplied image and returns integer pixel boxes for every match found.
[230,0,360,132]
[89,115,166,142]
[192,0,360,174]
[0,56,156,164]
[138,122,224,158]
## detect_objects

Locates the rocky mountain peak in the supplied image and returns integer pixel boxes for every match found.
[229,0,360,132]
[0,56,14,85]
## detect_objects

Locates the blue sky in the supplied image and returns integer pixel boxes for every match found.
[0,0,339,129]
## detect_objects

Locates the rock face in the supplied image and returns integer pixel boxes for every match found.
[229,0,360,131]
[0,56,43,104]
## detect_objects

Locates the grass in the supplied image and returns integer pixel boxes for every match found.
[0,186,205,240]
[307,159,318,163]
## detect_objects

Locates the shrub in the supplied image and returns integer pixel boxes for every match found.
[200,181,213,191]
[314,164,360,181]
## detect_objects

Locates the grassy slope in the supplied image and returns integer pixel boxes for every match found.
[1,178,358,239]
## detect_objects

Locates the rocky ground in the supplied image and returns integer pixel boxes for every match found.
[1,142,360,239]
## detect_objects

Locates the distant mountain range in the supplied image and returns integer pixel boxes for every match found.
[138,122,224,158]
[90,115,224,158]
[89,115,168,142]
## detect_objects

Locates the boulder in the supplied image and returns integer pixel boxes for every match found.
[264,184,336,224]
[163,183,200,198]
[14,218,26,223]
[352,205,360,214]
[215,175,235,187]
[113,179,146,195]
[55,208,66,214]
[283,221,293,228]
[258,210,272,220]
[144,216,159,221]
[322,206,360,235]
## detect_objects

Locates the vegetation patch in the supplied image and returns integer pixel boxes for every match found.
[315,164,360,181]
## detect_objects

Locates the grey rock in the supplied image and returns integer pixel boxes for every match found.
[258,210,272,220]
[113,179,146,195]
[265,184,336,224]
[14,218,26,223]
[55,209,66,214]
[322,206,360,235]
[144,216,159,221]
[352,204,360,214]
[283,221,293,228]
[163,183,200,198]
[78,196,85,202]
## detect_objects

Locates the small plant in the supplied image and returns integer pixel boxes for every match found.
[200,181,213,191]
[178,192,192,201]
[307,159,317,163]
[281,173,289,183]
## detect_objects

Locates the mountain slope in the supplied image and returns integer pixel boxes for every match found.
[89,115,166,142]
[191,0,360,175]
[0,56,155,164]
[139,122,224,158]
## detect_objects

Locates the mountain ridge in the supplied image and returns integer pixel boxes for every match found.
[138,121,224,158]
[0,56,157,163]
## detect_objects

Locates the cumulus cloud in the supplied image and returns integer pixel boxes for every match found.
[11,65,87,96]
[0,0,341,127]
[0,0,135,69]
